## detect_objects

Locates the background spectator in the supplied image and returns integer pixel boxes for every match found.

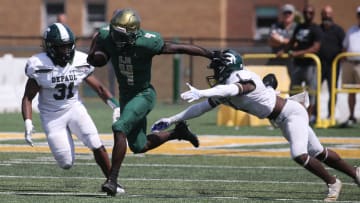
[277,4,323,125]
[318,5,345,119]
[340,6,360,126]
[267,4,297,71]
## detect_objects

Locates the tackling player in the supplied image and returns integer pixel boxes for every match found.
[87,8,220,196]
[21,23,123,194]
[152,49,360,202]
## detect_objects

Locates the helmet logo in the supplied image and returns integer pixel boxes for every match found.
[224,53,237,65]
[54,23,71,41]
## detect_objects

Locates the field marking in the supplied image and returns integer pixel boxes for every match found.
[0,191,358,203]
[3,160,307,169]
[0,133,360,158]
[0,174,358,186]
[0,191,107,197]
[0,192,357,203]
[1,160,355,172]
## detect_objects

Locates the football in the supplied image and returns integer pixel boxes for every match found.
[87,51,108,67]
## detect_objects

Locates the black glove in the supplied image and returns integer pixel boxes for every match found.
[262,73,278,89]
[209,50,226,69]
[211,50,228,61]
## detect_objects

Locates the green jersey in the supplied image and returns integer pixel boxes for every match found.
[96,28,164,98]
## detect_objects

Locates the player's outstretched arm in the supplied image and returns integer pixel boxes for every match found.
[161,41,214,59]
[181,83,241,103]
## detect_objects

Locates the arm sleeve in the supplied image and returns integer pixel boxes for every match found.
[168,100,214,123]
[199,83,240,98]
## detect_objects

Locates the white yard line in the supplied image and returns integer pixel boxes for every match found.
[0,175,358,187]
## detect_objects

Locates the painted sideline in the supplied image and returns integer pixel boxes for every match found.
[0,133,359,158]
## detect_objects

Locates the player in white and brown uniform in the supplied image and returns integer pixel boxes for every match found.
[151,49,360,202]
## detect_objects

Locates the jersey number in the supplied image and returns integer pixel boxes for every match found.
[119,64,134,86]
[53,82,74,100]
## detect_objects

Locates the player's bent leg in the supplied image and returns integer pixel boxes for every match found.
[173,121,199,148]
[294,154,335,184]
[47,131,75,170]
[316,148,358,183]
[140,121,199,153]
[294,154,341,202]
[138,132,168,153]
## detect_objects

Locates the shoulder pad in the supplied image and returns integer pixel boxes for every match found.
[98,26,110,36]
[25,54,54,78]
[69,51,94,75]
[226,70,251,84]
[137,30,164,54]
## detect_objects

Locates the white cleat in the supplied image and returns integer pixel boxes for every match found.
[355,166,360,187]
[324,178,342,202]
[116,184,125,194]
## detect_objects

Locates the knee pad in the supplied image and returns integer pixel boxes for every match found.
[315,148,329,162]
[294,154,310,167]
[93,145,106,153]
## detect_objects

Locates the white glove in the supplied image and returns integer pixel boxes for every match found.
[181,83,203,103]
[24,119,34,147]
[151,118,173,132]
[113,107,120,123]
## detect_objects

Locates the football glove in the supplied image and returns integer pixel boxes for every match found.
[113,107,120,123]
[181,83,203,103]
[209,50,227,69]
[151,118,172,132]
[211,50,226,61]
[24,119,34,147]
[262,73,278,89]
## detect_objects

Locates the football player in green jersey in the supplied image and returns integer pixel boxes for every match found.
[87,8,220,196]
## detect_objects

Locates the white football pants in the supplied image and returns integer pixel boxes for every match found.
[40,102,103,169]
[274,99,324,158]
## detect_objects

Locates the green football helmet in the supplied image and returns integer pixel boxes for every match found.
[43,23,75,67]
[207,49,244,86]
[110,8,141,48]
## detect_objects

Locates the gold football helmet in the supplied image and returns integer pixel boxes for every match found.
[110,8,141,48]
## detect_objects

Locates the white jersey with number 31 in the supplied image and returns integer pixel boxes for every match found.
[25,51,94,113]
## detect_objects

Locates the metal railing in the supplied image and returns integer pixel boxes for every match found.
[330,52,360,126]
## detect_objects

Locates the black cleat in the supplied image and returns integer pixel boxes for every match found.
[101,180,118,196]
[174,121,199,148]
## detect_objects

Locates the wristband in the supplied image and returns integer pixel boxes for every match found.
[25,119,33,132]
[107,98,120,109]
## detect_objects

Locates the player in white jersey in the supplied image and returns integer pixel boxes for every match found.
[151,49,360,202]
[21,23,124,194]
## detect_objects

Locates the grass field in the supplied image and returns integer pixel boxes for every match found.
[0,100,359,202]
